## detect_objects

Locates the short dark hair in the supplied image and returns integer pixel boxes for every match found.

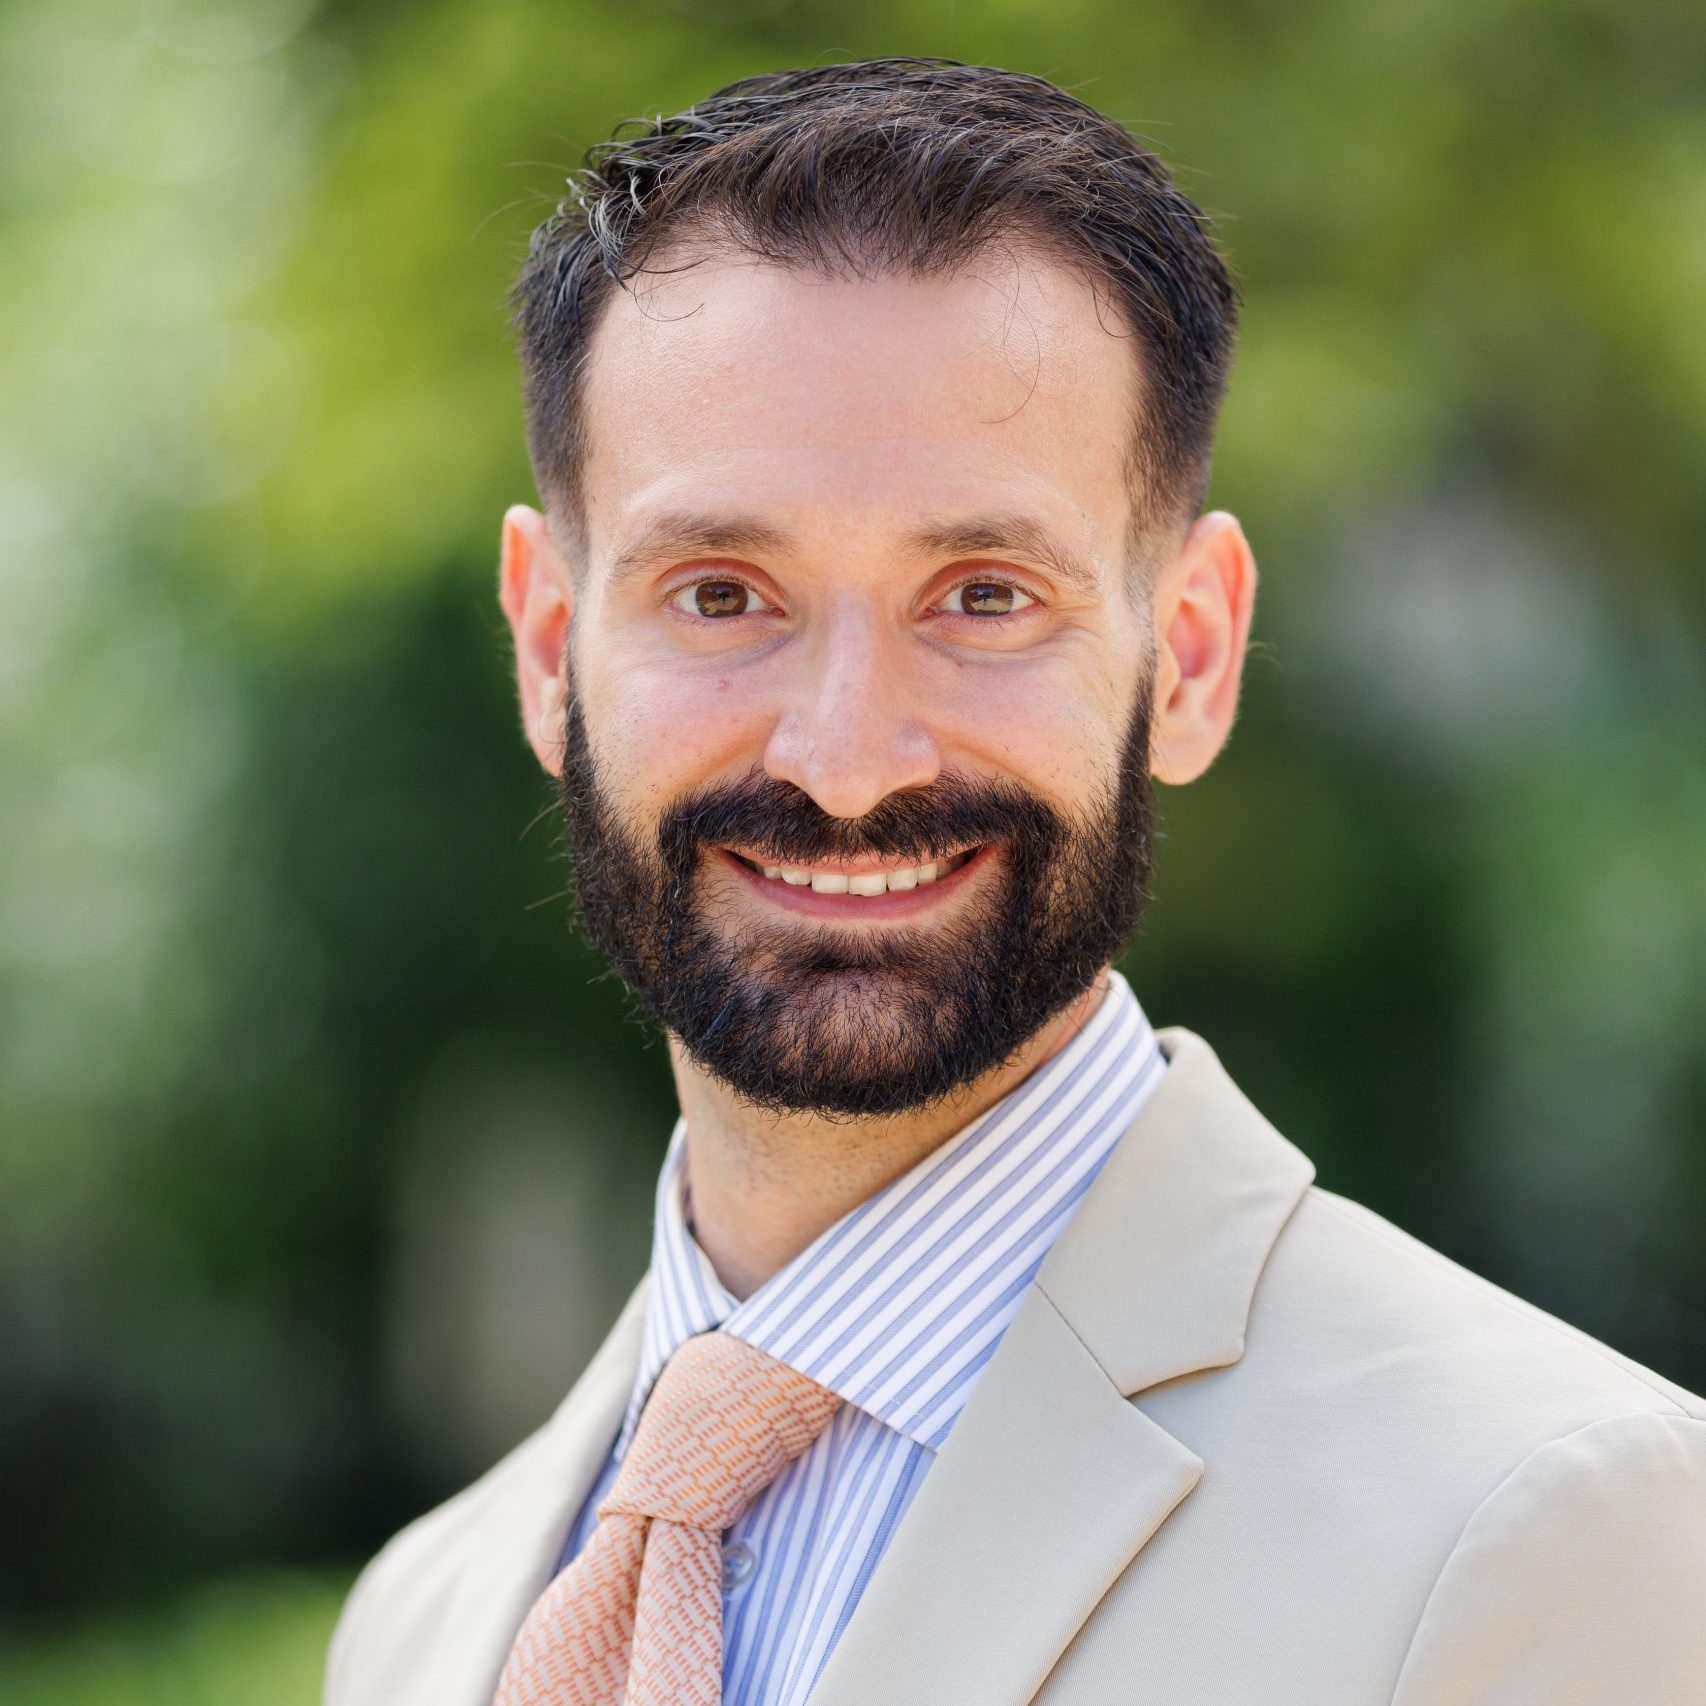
[513,57,1238,551]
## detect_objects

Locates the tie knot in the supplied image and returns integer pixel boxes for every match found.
[601,1332,840,1533]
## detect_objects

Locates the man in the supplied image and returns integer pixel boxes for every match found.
[326,58,1706,1706]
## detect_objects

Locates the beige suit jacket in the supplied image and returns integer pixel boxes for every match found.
[326,1026,1706,1704]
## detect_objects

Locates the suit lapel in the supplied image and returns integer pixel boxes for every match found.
[807,1285,1202,1706]
[423,1275,650,1706]
[1035,1025,1317,1394]
[810,1024,1315,1706]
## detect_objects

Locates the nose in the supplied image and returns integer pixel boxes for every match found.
[762,602,941,819]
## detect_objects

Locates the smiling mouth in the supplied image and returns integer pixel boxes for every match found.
[723,846,982,896]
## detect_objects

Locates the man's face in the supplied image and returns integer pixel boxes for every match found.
[551,242,1164,1116]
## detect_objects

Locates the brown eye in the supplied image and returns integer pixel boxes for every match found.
[944,580,1035,617]
[963,582,1014,615]
[696,580,749,617]
[670,578,776,620]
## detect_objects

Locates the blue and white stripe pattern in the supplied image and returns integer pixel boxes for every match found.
[558,969,1166,1706]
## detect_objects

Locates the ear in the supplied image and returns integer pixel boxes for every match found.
[498,504,574,777]
[1147,510,1258,785]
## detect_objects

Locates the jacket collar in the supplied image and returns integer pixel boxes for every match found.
[1034,1023,1317,1394]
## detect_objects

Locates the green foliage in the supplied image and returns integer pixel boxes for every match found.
[0,1573,348,1706]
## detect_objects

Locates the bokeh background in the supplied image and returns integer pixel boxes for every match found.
[4,0,1705,1695]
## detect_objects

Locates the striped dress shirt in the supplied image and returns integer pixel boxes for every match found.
[557,969,1167,1706]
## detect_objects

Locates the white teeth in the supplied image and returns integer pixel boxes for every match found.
[748,849,978,895]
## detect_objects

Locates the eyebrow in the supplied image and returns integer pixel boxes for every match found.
[607,514,794,588]
[900,517,1100,597]
[604,509,1100,596]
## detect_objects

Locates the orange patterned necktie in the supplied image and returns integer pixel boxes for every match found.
[492,1331,842,1706]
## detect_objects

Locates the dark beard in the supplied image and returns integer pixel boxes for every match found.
[555,676,1157,1118]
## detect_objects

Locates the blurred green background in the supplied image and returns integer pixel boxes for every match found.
[4,0,1704,1694]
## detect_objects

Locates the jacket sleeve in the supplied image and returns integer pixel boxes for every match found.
[1390,1410,1706,1705]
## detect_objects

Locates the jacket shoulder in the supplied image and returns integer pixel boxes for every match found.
[1139,1177,1704,1555]
[1389,1409,1706,1702]
[1120,1182,1706,1698]
[1283,1185,1704,1422]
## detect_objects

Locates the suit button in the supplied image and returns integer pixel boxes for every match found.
[721,1540,757,1590]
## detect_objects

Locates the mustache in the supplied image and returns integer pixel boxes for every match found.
[656,768,1065,871]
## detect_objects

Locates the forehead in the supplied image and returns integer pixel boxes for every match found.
[577,241,1141,559]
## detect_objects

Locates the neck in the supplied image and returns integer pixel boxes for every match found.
[667,969,1112,1300]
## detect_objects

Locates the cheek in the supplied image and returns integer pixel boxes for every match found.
[934,655,1125,808]
[585,655,773,812]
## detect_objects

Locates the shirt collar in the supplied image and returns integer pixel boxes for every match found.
[615,970,1166,1456]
